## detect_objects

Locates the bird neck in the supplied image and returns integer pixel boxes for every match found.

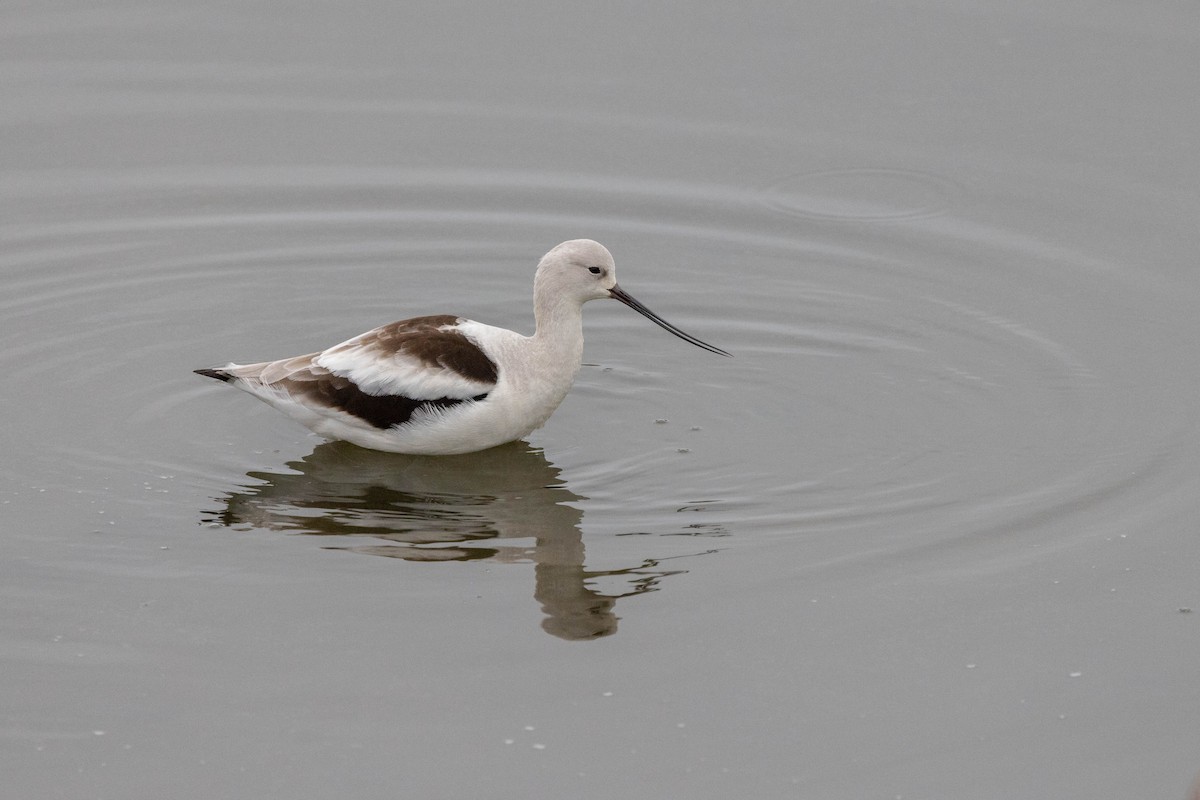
[532,294,585,360]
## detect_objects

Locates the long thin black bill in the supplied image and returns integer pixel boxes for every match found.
[609,284,732,357]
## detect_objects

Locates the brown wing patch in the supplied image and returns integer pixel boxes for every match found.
[278,363,487,430]
[338,315,499,386]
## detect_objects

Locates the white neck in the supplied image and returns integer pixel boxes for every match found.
[532,292,586,364]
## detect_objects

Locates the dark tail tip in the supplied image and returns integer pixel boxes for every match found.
[194,367,233,383]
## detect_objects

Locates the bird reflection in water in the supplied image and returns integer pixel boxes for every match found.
[202,441,705,640]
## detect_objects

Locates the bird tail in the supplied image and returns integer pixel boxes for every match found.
[194,367,234,383]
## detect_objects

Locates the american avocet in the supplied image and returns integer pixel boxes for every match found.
[195,239,730,455]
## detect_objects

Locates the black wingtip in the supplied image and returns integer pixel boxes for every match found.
[194,367,233,383]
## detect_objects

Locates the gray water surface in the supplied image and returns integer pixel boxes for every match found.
[4,2,1200,798]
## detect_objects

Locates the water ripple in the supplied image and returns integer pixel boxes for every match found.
[0,161,1187,565]
[759,167,961,222]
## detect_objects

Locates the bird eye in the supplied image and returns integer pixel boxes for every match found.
[588,266,602,275]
